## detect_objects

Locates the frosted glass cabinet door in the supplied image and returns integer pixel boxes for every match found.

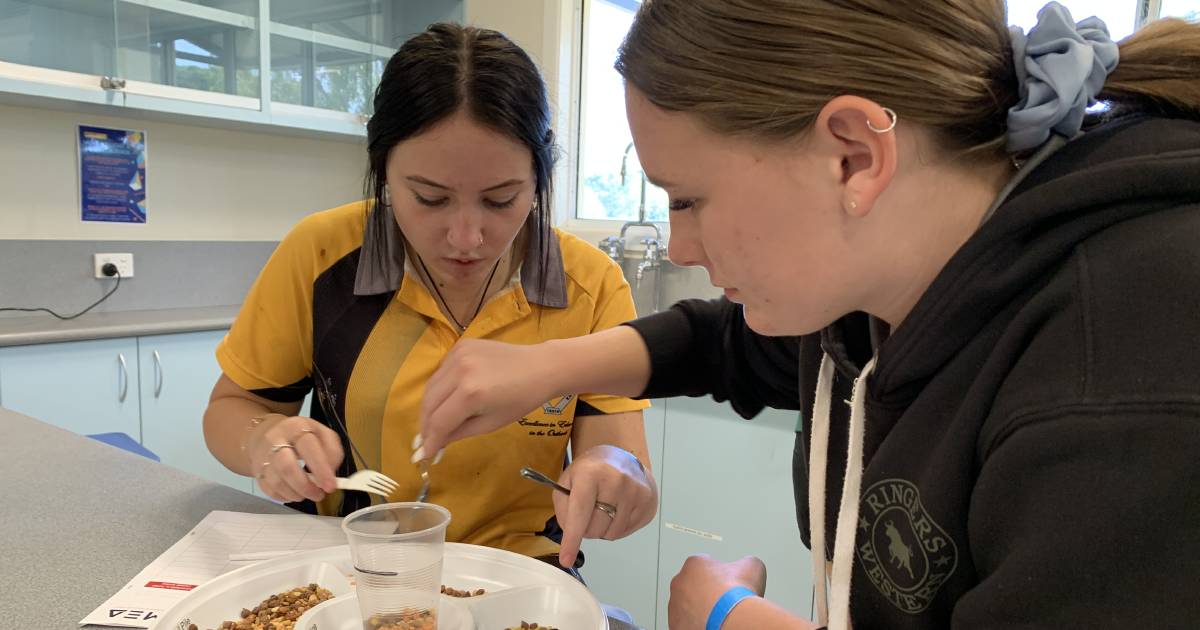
[0,337,141,439]
[114,0,262,100]
[267,0,463,116]
[0,1,118,77]
[138,330,252,493]
[655,397,814,630]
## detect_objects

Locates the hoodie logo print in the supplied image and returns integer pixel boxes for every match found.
[857,479,958,614]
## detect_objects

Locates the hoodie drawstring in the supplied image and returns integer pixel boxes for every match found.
[808,352,877,630]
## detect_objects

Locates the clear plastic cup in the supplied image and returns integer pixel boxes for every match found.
[342,502,451,630]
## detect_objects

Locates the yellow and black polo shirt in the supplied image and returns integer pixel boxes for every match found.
[216,200,648,558]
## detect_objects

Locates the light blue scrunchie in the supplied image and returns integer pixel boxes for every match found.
[1006,2,1121,153]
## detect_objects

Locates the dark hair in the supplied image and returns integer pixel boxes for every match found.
[364,22,556,286]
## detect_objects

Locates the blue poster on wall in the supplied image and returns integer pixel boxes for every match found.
[79,125,147,223]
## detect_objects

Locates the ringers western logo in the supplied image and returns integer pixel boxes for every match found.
[857,479,958,614]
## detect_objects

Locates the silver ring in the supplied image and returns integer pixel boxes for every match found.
[270,442,297,454]
[595,501,617,519]
[867,107,898,134]
[293,429,317,441]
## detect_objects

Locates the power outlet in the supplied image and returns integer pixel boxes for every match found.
[94,253,134,278]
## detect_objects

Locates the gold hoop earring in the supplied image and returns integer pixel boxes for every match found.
[867,108,898,134]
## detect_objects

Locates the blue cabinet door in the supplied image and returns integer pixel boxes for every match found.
[654,397,814,629]
[580,399,666,628]
[138,330,252,493]
[0,337,140,439]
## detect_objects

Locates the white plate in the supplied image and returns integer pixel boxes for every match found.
[155,544,606,630]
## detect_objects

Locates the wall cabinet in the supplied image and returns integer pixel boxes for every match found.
[0,0,463,138]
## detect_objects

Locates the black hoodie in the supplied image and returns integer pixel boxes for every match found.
[626,114,1200,629]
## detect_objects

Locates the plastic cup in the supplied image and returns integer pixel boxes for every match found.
[342,502,451,630]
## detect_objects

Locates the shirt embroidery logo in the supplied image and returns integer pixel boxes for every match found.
[542,394,575,415]
[314,372,338,420]
[857,479,958,614]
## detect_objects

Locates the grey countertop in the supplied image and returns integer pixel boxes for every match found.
[0,407,295,629]
[0,305,239,347]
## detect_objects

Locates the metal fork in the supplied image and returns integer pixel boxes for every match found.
[415,460,431,502]
[520,467,618,519]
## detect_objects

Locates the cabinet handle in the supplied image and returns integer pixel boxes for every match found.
[153,350,163,398]
[117,353,129,402]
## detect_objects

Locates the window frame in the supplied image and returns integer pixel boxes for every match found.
[561,0,666,241]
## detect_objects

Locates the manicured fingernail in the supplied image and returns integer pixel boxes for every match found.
[433,448,445,465]
[412,434,423,450]
[411,446,426,464]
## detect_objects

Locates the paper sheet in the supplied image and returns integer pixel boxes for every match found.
[81,510,345,628]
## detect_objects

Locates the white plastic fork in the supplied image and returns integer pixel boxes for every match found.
[334,470,399,498]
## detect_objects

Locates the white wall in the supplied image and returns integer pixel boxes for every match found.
[465,0,568,95]
[0,103,365,241]
[465,0,578,226]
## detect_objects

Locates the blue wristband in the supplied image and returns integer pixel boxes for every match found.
[705,586,757,630]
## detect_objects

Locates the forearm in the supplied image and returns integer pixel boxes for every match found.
[544,326,652,399]
[624,298,802,413]
[572,410,653,473]
[727,597,821,630]
[203,375,302,476]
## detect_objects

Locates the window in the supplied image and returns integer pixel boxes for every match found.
[1160,0,1200,20]
[1007,0,1138,39]
[575,0,668,224]
[571,0,1182,223]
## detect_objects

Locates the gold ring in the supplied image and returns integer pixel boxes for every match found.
[270,443,297,454]
[595,501,617,519]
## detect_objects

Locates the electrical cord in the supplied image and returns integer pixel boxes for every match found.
[0,264,122,321]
